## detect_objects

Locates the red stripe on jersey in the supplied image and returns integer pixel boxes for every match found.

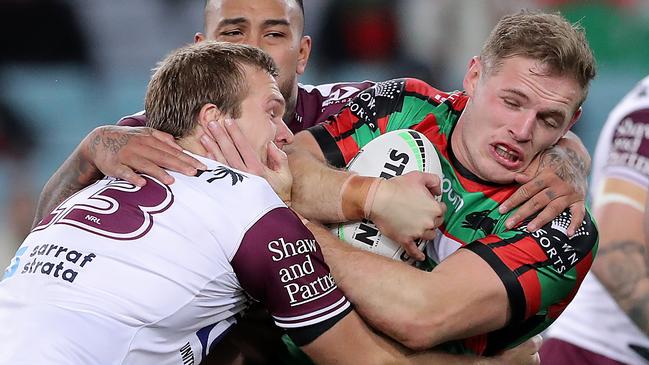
[463,334,488,356]
[403,78,445,97]
[322,109,362,164]
[377,115,391,134]
[519,269,542,319]
[490,236,543,271]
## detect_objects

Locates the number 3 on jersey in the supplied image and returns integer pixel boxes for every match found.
[34,177,173,240]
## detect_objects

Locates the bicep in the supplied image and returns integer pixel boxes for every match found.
[425,248,511,339]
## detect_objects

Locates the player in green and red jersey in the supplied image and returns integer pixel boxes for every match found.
[285,10,599,357]
[309,77,598,355]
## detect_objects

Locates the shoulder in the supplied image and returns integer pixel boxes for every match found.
[591,77,649,188]
[298,80,375,102]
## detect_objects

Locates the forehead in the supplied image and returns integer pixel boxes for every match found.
[487,56,583,112]
[243,66,283,101]
[207,0,302,28]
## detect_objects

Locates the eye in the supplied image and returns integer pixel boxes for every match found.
[265,31,286,38]
[503,98,520,108]
[219,29,244,38]
[542,118,559,128]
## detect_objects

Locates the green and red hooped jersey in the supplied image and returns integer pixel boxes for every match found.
[308,78,599,356]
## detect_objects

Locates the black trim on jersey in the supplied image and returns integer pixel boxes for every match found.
[462,243,526,325]
[286,304,353,346]
[483,315,546,356]
[447,135,502,187]
[308,124,347,168]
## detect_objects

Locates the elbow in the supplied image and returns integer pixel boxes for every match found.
[392,310,447,351]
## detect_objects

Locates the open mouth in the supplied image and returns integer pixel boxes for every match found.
[494,144,520,163]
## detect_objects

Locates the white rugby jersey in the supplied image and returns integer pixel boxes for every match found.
[0,152,350,365]
[546,76,649,365]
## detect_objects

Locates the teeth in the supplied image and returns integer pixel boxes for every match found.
[495,145,518,162]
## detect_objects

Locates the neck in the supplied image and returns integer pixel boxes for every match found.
[283,83,298,122]
[450,110,472,173]
[177,130,210,159]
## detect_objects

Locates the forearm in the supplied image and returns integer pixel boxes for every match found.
[32,135,102,227]
[286,133,366,223]
[592,200,649,335]
[592,239,649,335]
[304,220,448,349]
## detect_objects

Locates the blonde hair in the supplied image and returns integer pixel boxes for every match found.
[480,10,596,103]
[145,41,277,138]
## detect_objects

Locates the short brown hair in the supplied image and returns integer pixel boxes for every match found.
[480,10,596,102]
[145,41,277,138]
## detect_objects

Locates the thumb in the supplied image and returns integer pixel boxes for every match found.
[422,172,442,196]
[266,141,288,171]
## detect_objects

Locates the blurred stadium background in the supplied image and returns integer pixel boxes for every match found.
[1,0,648,266]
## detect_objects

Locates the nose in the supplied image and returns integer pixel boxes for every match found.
[274,120,294,149]
[509,111,534,143]
[245,33,262,49]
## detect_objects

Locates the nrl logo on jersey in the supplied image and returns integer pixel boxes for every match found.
[196,167,247,186]
[323,86,362,107]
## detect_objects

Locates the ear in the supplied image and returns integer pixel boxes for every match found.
[196,103,221,130]
[463,57,482,98]
[567,106,582,130]
[296,35,312,76]
[194,32,206,44]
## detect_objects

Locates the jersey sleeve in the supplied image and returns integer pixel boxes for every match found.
[116,112,147,127]
[307,78,433,168]
[230,207,352,346]
[462,209,598,354]
[602,106,649,184]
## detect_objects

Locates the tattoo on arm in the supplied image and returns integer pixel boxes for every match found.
[593,239,649,335]
[540,146,588,196]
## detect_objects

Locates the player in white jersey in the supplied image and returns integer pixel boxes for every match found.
[541,76,649,364]
[0,41,428,365]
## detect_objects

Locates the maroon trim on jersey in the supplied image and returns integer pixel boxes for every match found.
[117,114,147,127]
[539,338,627,365]
[607,108,649,178]
[231,207,350,345]
[288,81,375,133]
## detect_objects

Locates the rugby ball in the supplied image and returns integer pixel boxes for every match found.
[331,130,443,264]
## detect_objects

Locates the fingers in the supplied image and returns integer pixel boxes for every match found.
[224,118,265,175]
[567,202,586,237]
[401,239,425,261]
[421,229,437,241]
[149,129,183,151]
[419,172,442,196]
[201,133,226,163]
[206,119,246,170]
[112,165,148,187]
[90,126,206,185]
[266,141,289,172]
[529,334,543,353]
[500,177,546,214]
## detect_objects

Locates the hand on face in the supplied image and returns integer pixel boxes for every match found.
[201,118,293,204]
